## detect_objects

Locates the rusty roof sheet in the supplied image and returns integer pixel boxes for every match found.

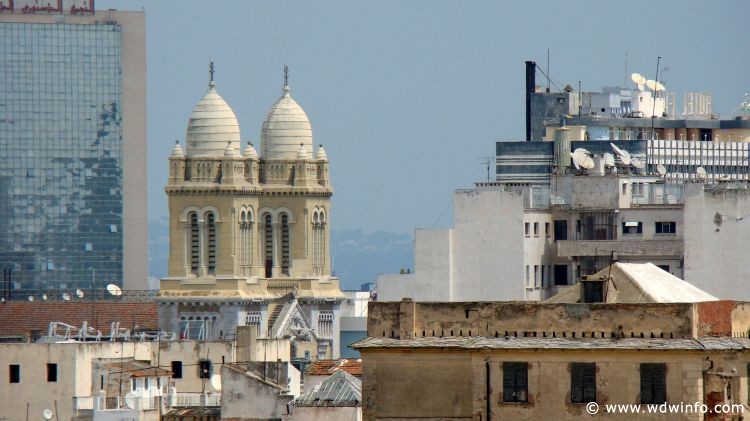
[352,336,750,351]
[305,359,362,376]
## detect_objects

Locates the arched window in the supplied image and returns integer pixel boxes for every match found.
[263,214,273,278]
[206,212,217,274]
[189,212,200,275]
[312,208,326,275]
[280,213,290,275]
[239,208,254,275]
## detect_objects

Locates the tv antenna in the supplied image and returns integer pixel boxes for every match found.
[478,157,492,182]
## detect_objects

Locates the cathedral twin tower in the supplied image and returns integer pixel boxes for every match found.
[165,68,333,282]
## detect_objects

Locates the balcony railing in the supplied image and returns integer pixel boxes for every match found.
[73,396,161,414]
[166,393,221,407]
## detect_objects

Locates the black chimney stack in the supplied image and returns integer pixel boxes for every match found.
[525,60,536,142]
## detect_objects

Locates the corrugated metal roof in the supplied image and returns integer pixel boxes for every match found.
[352,336,750,351]
[295,370,361,407]
[164,407,220,416]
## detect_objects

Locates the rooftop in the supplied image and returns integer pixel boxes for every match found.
[295,370,361,407]
[305,359,362,377]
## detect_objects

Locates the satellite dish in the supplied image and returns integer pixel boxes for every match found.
[637,84,645,92]
[610,143,631,166]
[42,294,47,301]
[697,166,707,179]
[62,293,71,301]
[569,152,580,170]
[124,392,137,409]
[657,163,667,176]
[28,296,34,302]
[106,284,122,296]
[571,148,595,170]
[42,409,53,420]
[603,153,616,167]
[75,289,84,298]
[210,374,222,391]
[646,80,657,91]
[630,73,646,85]
[631,157,645,169]
[655,81,666,91]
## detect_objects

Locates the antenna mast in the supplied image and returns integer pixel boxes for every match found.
[209,60,215,83]
[650,56,661,140]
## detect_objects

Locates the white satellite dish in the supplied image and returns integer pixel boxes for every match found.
[637,84,645,92]
[106,284,122,296]
[610,143,631,166]
[28,296,34,302]
[571,148,595,170]
[210,374,222,391]
[124,392,137,409]
[655,81,666,92]
[569,152,580,170]
[603,153,616,167]
[75,289,84,298]
[42,294,47,301]
[656,163,667,176]
[630,73,646,85]
[631,157,645,169]
[697,166,707,179]
[62,293,71,301]
[646,80,657,91]
[42,409,53,420]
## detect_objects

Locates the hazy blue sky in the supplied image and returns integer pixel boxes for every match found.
[101,0,749,234]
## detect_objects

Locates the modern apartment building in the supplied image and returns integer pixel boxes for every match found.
[0,1,147,291]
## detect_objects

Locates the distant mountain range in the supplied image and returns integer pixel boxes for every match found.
[147,219,413,291]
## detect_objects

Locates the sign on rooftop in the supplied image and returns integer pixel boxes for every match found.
[0,0,94,15]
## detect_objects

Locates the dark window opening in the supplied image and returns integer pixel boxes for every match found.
[582,282,604,303]
[9,365,19,383]
[47,363,57,382]
[198,359,212,379]
[657,265,670,273]
[655,221,676,234]
[171,361,183,379]
[264,214,273,278]
[622,221,643,235]
[554,265,568,286]
[503,362,528,402]
[640,363,666,404]
[554,220,568,241]
[571,363,596,403]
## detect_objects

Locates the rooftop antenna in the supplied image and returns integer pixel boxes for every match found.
[651,56,661,140]
[283,64,289,87]
[209,60,215,84]
[546,48,550,92]
[479,157,492,182]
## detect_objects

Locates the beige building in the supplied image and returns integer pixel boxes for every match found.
[355,297,750,420]
[157,67,344,359]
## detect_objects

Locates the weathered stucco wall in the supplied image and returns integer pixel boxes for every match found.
[368,301,696,340]
[361,349,746,421]
[293,406,361,421]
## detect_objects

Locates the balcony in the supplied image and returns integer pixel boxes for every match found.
[556,239,683,258]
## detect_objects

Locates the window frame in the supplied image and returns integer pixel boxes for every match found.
[640,363,667,404]
[9,364,20,384]
[171,361,183,379]
[654,221,676,235]
[47,363,57,382]
[622,221,643,235]
[198,359,212,379]
[570,363,596,403]
[503,362,529,403]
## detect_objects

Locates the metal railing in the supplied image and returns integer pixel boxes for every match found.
[166,393,221,407]
[73,396,162,413]
[631,183,684,205]
[2,288,157,302]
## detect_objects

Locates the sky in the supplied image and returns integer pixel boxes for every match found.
[101,0,750,234]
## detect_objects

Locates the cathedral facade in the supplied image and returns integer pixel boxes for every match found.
[157,68,344,359]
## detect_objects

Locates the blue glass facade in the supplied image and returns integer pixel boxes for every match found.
[0,22,123,290]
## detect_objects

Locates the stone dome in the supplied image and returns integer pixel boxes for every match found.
[171,140,185,158]
[243,141,258,159]
[185,81,241,157]
[261,85,313,159]
[315,144,328,161]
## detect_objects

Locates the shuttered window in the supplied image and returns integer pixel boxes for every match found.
[640,363,666,404]
[503,362,528,402]
[571,363,596,403]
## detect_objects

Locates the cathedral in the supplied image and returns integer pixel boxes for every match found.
[157,66,344,359]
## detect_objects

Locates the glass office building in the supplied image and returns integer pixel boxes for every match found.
[0,22,124,290]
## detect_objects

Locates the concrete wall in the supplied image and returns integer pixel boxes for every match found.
[293,405,361,421]
[157,341,233,394]
[220,365,293,420]
[361,349,744,421]
[684,184,750,300]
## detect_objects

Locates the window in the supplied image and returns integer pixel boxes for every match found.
[263,214,273,278]
[554,220,568,241]
[545,222,550,237]
[318,311,334,336]
[246,311,262,335]
[582,282,604,303]
[533,222,539,236]
[280,213,290,275]
[655,221,676,234]
[533,265,539,287]
[47,364,57,382]
[206,212,217,274]
[622,221,643,235]
[503,362,528,402]
[9,365,19,383]
[525,265,530,287]
[640,363,666,404]
[132,378,137,391]
[524,222,530,236]
[171,361,183,379]
[198,359,212,379]
[189,212,199,274]
[657,265,670,273]
[554,265,568,286]
[571,363,596,403]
